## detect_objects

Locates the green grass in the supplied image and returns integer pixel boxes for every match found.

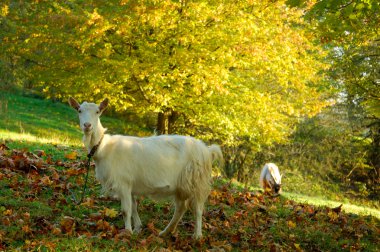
[230,178,380,219]
[0,94,82,144]
[0,93,83,161]
[282,170,380,210]
[283,191,380,219]
[246,166,379,210]
[0,93,147,160]
[1,161,378,251]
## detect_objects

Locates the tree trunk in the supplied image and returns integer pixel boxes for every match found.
[236,148,251,183]
[156,112,168,135]
[156,108,179,135]
[369,122,380,182]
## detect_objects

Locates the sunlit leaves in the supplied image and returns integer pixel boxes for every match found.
[1,0,330,151]
[0,4,8,17]
[291,0,380,118]
[103,207,118,218]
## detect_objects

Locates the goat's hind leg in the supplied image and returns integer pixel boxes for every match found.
[159,199,187,237]
[132,196,142,233]
[193,200,205,239]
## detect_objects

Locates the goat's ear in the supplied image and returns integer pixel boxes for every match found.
[68,97,80,111]
[99,98,109,112]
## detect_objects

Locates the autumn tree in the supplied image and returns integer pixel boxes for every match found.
[1,0,330,179]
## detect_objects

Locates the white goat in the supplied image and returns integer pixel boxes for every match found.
[259,163,282,194]
[68,97,223,238]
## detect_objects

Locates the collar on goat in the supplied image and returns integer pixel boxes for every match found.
[87,134,104,158]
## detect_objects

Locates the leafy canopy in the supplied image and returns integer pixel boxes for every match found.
[287,0,380,118]
[1,0,330,148]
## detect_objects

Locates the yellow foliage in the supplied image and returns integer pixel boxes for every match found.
[2,0,331,148]
[104,208,118,218]
[1,4,9,17]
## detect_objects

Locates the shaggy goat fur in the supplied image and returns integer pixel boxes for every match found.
[259,163,282,194]
[69,97,223,238]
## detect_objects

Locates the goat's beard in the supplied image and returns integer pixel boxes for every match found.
[82,131,94,150]
[83,129,92,135]
[82,127,93,135]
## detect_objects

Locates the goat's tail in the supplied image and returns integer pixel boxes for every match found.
[177,141,214,206]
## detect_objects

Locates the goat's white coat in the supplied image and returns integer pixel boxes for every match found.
[259,163,282,193]
[69,98,223,238]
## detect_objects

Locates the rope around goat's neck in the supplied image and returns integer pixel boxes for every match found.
[78,134,104,204]
[87,133,104,159]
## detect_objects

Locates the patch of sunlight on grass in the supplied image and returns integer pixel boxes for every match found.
[0,129,82,147]
[239,180,380,219]
[283,191,380,219]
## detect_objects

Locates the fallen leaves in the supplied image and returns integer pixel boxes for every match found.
[331,203,343,213]
[0,144,379,251]
[60,216,76,234]
[294,243,303,252]
[0,148,45,172]
[22,225,32,234]
[287,220,297,229]
[103,208,118,218]
[64,151,78,160]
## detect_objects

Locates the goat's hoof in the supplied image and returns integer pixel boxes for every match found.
[192,233,202,240]
[123,228,133,235]
[133,226,142,233]
[119,229,133,237]
[159,230,168,237]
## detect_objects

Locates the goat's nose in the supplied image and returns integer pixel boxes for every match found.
[84,122,92,128]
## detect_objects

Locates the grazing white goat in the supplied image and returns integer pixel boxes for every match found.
[259,163,282,194]
[68,97,223,238]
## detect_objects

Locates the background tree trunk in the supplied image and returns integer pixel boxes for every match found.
[369,122,380,190]
[156,109,179,135]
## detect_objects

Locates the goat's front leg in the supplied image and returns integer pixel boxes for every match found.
[132,196,142,233]
[120,190,133,234]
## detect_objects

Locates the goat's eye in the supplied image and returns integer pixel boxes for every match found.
[78,109,82,113]
[96,110,100,114]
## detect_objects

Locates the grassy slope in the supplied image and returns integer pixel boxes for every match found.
[0,93,379,251]
[0,93,143,160]
[0,94,82,144]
